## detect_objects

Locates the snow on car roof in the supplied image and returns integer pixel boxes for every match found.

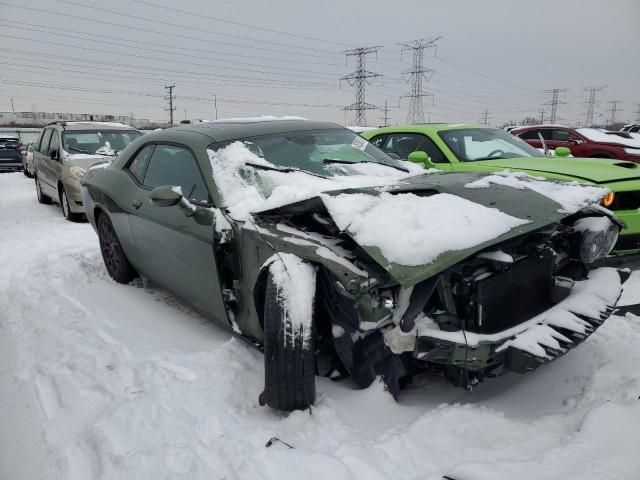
[62,122,137,129]
[577,128,640,148]
[203,116,307,124]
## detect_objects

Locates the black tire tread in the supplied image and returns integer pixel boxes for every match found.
[262,270,315,411]
[36,176,52,205]
[97,212,137,284]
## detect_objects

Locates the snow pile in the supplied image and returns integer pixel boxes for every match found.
[321,192,529,266]
[267,253,317,348]
[95,141,115,156]
[577,128,640,148]
[465,170,608,213]
[207,142,424,220]
[2,173,640,480]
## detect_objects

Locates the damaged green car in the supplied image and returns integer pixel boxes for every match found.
[81,119,629,411]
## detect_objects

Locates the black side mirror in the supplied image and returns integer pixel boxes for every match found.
[50,149,59,160]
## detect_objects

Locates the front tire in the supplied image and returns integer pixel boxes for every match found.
[260,258,316,412]
[60,187,82,222]
[97,212,137,284]
[35,175,52,204]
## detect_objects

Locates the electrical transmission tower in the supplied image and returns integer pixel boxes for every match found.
[399,37,440,124]
[539,107,546,124]
[480,108,491,126]
[607,101,622,127]
[582,86,606,126]
[381,101,391,127]
[165,84,176,127]
[543,88,568,123]
[341,46,382,127]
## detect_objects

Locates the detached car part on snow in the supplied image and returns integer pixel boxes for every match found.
[80,119,629,412]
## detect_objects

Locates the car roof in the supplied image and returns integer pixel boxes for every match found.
[171,119,343,143]
[362,123,489,136]
[52,122,139,131]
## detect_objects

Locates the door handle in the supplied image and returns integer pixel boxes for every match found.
[131,199,142,209]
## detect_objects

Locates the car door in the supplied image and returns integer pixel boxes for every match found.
[372,132,452,171]
[45,130,63,195]
[127,143,228,324]
[35,128,57,196]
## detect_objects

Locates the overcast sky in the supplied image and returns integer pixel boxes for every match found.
[1,0,639,126]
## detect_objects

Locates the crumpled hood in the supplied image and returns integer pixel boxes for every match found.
[474,157,640,184]
[255,172,605,287]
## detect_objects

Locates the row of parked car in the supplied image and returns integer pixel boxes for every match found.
[9,117,638,411]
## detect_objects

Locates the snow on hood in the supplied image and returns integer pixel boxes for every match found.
[577,128,640,149]
[321,192,529,266]
[464,170,608,213]
[207,142,426,221]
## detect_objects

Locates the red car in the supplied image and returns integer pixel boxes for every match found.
[511,125,640,162]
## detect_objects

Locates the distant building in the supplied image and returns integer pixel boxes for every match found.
[0,111,151,129]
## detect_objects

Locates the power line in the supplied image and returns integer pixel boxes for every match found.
[582,86,606,126]
[0,2,340,61]
[165,84,176,127]
[341,46,382,127]
[543,88,568,123]
[129,0,353,48]
[399,37,439,124]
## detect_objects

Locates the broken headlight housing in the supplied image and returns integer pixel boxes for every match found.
[573,216,619,263]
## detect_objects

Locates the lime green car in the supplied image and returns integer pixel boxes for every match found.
[362,125,640,255]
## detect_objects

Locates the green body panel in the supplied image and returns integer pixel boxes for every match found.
[362,125,640,249]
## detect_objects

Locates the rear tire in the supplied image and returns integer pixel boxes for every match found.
[260,263,316,412]
[97,212,137,284]
[35,175,52,204]
[60,187,82,222]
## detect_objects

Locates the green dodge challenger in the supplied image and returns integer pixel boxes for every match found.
[81,119,628,411]
[362,125,640,255]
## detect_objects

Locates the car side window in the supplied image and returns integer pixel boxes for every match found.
[551,129,570,141]
[369,135,387,148]
[142,144,211,204]
[381,133,447,163]
[127,144,155,183]
[517,129,540,140]
[38,129,53,153]
[48,131,60,157]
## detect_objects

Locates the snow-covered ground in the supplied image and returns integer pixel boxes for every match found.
[1,171,640,480]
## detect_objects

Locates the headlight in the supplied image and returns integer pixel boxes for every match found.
[601,192,615,207]
[69,166,87,180]
[573,216,619,263]
[624,148,640,155]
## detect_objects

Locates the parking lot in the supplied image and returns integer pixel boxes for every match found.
[2,171,640,480]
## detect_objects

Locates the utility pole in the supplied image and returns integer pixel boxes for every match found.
[539,108,546,124]
[480,108,491,126]
[634,103,640,124]
[10,97,15,113]
[543,88,568,123]
[341,46,382,127]
[582,86,606,126]
[213,95,218,120]
[607,100,622,127]
[164,84,176,127]
[399,37,440,124]
[381,101,391,127]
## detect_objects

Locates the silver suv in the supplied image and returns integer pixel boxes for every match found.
[34,122,141,221]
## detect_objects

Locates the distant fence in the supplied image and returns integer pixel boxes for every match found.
[0,127,41,145]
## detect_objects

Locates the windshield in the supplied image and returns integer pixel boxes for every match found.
[209,128,405,176]
[63,130,141,156]
[439,128,544,161]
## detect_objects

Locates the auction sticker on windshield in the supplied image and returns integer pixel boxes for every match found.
[351,136,369,151]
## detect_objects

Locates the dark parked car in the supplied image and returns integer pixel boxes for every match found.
[512,125,640,161]
[81,119,627,411]
[0,135,25,172]
[622,124,640,133]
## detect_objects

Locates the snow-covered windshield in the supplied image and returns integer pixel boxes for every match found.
[62,130,141,156]
[209,128,406,177]
[439,128,545,161]
[207,129,426,220]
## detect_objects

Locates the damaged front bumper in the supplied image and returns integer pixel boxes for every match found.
[410,267,629,381]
